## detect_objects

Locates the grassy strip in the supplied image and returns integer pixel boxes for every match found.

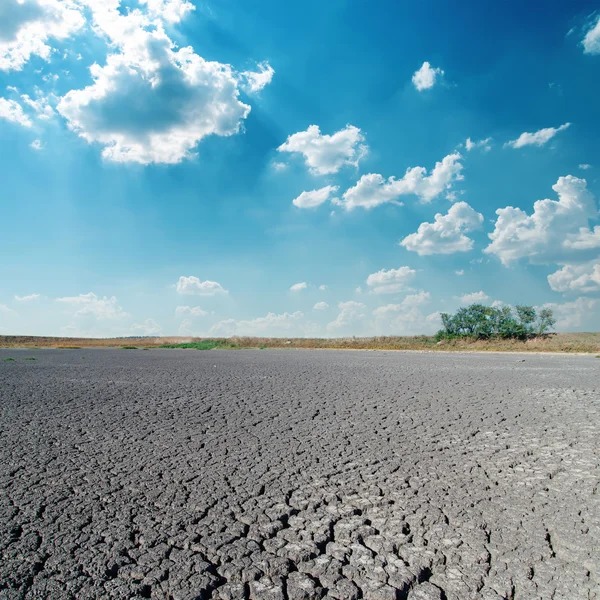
[159,340,239,351]
[3,357,15,362]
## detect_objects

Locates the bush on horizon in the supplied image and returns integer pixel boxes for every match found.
[436,304,556,341]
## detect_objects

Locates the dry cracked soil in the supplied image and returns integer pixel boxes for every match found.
[0,349,599,600]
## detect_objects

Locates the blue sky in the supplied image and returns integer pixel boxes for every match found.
[1,0,600,337]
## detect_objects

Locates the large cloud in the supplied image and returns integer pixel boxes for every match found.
[176,276,228,296]
[400,201,483,255]
[57,26,252,164]
[341,153,463,209]
[547,260,600,293]
[485,176,599,265]
[366,266,416,294]
[277,124,367,175]
[505,123,570,149]
[0,0,85,71]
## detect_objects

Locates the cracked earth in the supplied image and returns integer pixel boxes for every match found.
[1,349,599,599]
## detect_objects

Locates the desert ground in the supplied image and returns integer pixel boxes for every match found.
[1,348,599,599]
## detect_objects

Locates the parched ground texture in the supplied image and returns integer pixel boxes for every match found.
[0,349,599,600]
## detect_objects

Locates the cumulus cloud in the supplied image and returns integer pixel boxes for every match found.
[176,276,228,296]
[366,266,416,294]
[0,97,32,127]
[465,137,492,152]
[30,139,43,150]
[456,291,490,304]
[277,124,367,175]
[341,153,463,209]
[0,0,85,71]
[292,185,339,209]
[14,293,40,301]
[210,311,305,336]
[132,318,161,334]
[313,302,329,310]
[400,201,484,256]
[455,270,464,276]
[327,301,366,332]
[541,297,598,330]
[58,26,252,164]
[138,0,195,23]
[239,61,274,93]
[21,92,54,119]
[318,285,327,291]
[582,15,600,54]
[579,164,592,170]
[175,305,208,317]
[372,291,431,317]
[372,293,438,335]
[505,123,570,149]
[412,61,444,91]
[290,282,308,292]
[547,260,600,293]
[485,176,599,265]
[56,292,128,320]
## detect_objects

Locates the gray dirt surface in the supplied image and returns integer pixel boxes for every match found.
[0,348,599,600]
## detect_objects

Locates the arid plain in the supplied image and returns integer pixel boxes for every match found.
[1,348,599,599]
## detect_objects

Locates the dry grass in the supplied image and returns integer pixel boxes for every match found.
[1,333,599,353]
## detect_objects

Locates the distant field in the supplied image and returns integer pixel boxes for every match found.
[1,332,599,353]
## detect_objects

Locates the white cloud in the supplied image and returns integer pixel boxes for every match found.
[175,305,208,317]
[412,61,444,91]
[56,292,128,320]
[239,61,274,93]
[372,291,431,317]
[210,311,305,336]
[341,152,463,209]
[30,139,43,150]
[547,260,600,293]
[456,291,489,304]
[176,276,228,296]
[132,318,161,335]
[541,297,598,330]
[563,226,600,250]
[579,164,592,170]
[366,266,416,294]
[505,123,570,149]
[313,301,329,310]
[290,282,308,292]
[0,97,32,127]
[582,15,600,54]
[14,293,40,301]
[455,269,464,276]
[138,0,195,23]
[21,92,54,119]
[277,124,367,175]
[57,14,253,164]
[318,285,327,291]
[272,161,287,171]
[292,185,339,209]
[0,0,85,72]
[327,301,366,332]
[401,201,484,255]
[465,137,492,152]
[485,176,599,265]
